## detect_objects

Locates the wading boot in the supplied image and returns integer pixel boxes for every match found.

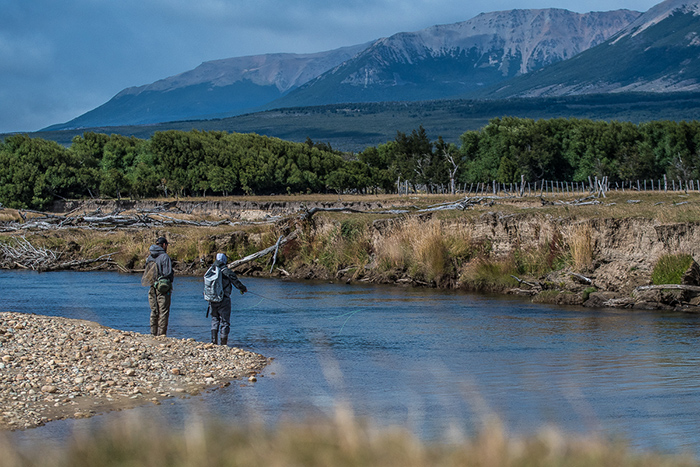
[220,336,228,346]
[211,330,218,345]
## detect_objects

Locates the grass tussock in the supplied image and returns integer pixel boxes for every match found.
[291,217,373,277]
[373,217,476,284]
[0,414,695,467]
[652,253,695,285]
[459,257,519,292]
[566,223,594,273]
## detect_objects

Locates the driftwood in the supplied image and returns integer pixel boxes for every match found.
[299,205,409,221]
[635,284,700,293]
[0,237,115,271]
[570,272,593,285]
[228,231,298,269]
[41,254,115,272]
[419,196,496,212]
[269,235,283,273]
[0,237,60,270]
[541,195,601,207]
[510,275,542,290]
[0,210,235,231]
[299,196,500,220]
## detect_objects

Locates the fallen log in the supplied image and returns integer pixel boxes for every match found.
[228,231,298,269]
[510,275,542,290]
[41,253,115,272]
[570,272,593,285]
[634,284,700,293]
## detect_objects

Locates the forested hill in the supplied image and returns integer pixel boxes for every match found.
[20,92,700,153]
[3,116,700,211]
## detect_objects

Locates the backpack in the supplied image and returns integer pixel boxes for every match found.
[203,264,224,302]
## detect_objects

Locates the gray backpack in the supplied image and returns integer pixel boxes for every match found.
[203,265,224,302]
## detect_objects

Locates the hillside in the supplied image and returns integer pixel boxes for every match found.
[44,44,370,131]
[26,92,700,152]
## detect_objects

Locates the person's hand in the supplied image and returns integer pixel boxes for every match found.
[240,286,247,295]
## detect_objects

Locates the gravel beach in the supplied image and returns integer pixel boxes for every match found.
[0,311,270,430]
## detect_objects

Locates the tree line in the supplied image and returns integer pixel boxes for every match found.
[1,117,700,210]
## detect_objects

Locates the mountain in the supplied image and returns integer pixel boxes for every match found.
[477,0,700,98]
[45,8,639,131]
[266,8,641,109]
[44,43,370,131]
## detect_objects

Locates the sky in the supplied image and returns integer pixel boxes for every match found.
[1,0,663,134]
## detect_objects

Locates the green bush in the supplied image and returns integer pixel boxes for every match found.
[652,253,694,285]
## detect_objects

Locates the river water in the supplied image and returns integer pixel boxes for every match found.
[2,269,700,456]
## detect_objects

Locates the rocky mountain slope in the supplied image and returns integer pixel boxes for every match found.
[44,44,369,130]
[270,8,640,108]
[478,0,700,98]
[46,7,639,131]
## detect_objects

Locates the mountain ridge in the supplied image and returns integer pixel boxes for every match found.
[476,0,700,98]
[45,7,641,131]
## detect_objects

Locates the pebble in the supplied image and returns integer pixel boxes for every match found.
[0,312,270,430]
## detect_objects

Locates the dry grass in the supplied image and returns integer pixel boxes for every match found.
[566,223,594,273]
[372,217,469,282]
[0,413,694,467]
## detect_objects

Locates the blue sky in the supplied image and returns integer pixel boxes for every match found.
[1,0,662,134]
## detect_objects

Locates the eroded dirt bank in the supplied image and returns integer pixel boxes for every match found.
[12,197,700,311]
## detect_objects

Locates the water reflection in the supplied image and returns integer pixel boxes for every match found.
[1,270,700,455]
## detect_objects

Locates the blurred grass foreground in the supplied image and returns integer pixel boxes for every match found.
[1,410,697,467]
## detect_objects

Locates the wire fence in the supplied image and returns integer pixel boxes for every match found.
[398,175,700,197]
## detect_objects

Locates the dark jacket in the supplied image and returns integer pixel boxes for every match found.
[213,259,246,297]
[146,245,174,282]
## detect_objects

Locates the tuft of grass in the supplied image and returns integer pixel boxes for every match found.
[583,287,597,302]
[652,253,695,285]
[567,223,594,273]
[459,257,519,292]
[290,217,372,277]
[373,217,462,283]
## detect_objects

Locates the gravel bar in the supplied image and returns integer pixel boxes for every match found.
[0,311,270,430]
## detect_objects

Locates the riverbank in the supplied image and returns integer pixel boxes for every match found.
[3,192,700,311]
[0,311,269,430]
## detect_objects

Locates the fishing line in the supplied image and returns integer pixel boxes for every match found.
[247,290,365,334]
[246,290,300,311]
[330,308,363,334]
[238,296,266,312]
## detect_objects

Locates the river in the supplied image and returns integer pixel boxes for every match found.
[2,270,700,456]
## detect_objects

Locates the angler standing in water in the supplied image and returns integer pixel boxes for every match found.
[204,253,247,345]
[145,236,174,336]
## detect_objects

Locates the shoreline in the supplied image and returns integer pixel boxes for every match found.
[0,311,270,431]
[5,193,700,312]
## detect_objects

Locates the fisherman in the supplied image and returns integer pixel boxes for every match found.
[207,253,247,345]
[145,236,174,336]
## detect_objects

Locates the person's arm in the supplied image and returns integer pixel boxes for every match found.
[224,268,246,293]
